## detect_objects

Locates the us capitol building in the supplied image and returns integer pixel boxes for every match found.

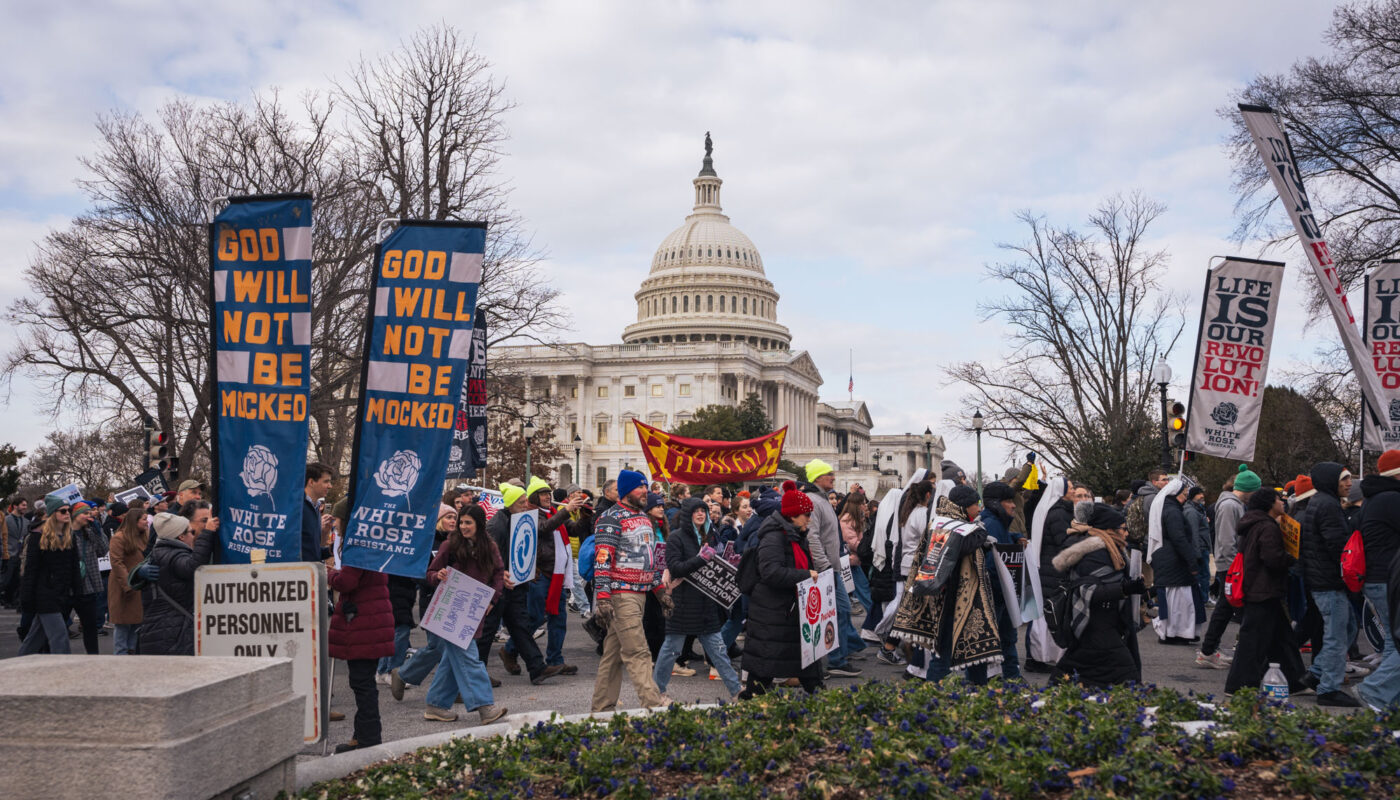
[495,137,943,492]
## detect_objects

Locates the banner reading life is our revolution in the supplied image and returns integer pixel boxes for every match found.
[445,312,487,480]
[1184,256,1285,461]
[209,194,313,563]
[1239,104,1388,434]
[1363,260,1400,451]
[341,220,485,579]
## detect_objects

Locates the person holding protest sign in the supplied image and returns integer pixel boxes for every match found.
[502,477,580,675]
[482,484,562,686]
[421,504,508,724]
[741,482,822,697]
[653,498,743,700]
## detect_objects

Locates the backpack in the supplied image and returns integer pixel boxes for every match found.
[578,536,597,583]
[1043,572,1093,649]
[1125,496,1151,548]
[1223,552,1246,608]
[737,542,760,595]
[1341,529,1366,593]
[868,514,900,604]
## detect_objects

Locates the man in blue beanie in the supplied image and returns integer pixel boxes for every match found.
[591,469,668,711]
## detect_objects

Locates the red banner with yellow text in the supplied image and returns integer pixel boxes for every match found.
[633,420,786,484]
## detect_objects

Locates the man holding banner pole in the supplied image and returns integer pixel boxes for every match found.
[480,483,561,685]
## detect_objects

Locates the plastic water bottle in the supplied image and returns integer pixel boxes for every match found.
[1262,662,1288,700]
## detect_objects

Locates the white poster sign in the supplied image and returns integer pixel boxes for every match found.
[53,483,83,505]
[839,555,855,595]
[113,485,153,506]
[421,567,496,648]
[1240,104,1388,433]
[195,562,328,744]
[1364,260,1400,451]
[797,568,838,668]
[1184,256,1285,460]
[508,509,538,585]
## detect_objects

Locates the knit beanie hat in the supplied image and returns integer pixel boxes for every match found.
[1088,503,1127,531]
[805,459,834,483]
[982,481,1015,503]
[644,492,665,511]
[1233,464,1262,494]
[439,503,457,520]
[780,481,813,518]
[525,476,551,503]
[616,469,648,500]
[948,484,980,511]
[499,483,526,509]
[43,493,67,515]
[152,511,190,540]
[1379,449,1400,477]
[1293,474,1316,501]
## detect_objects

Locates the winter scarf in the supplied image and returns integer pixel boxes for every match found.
[891,497,1003,669]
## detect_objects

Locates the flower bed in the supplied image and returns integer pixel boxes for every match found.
[297,681,1400,799]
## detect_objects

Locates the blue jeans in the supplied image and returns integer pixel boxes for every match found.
[505,578,568,665]
[18,612,70,655]
[1358,583,1400,709]
[571,560,591,614]
[721,596,747,650]
[828,571,859,666]
[1310,590,1357,694]
[425,638,495,711]
[850,567,872,617]
[652,632,742,696]
[378,624,412,675]
[399,632,444,686]
[113,623,139,655]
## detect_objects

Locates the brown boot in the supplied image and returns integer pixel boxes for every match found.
[499,649,521,676]
[329,711,346,721]
[531,664,565,685]
[490,675,502,688]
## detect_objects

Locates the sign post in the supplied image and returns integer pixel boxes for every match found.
[195,562,329,745]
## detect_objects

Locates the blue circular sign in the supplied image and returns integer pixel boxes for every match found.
[511,514,537,580]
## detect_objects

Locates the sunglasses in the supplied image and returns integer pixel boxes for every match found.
[55,508,71,515]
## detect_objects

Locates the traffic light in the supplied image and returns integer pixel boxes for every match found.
[1169,401,1187,449]
[164,456,180,486]
[147,430,169,470]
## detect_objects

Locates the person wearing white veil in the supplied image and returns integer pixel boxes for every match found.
[898,478,953,680]
[1148,476,1200,643]
[862,469,927,663]
[1022,476,1071,669]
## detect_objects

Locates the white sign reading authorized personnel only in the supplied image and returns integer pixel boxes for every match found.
[195,562,328,744]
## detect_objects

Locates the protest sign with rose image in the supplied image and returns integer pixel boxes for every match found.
[374,449,422,510]
[240,445,280,511]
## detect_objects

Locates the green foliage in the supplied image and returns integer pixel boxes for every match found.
[1187,385,1342,501]
[672,394,773,443]
[1065,413,1161,497]
[0,443,22,499]
[299,680,1400,799]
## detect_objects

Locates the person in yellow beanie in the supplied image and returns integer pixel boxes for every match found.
[502,476,583,675]
[798,459,862,678]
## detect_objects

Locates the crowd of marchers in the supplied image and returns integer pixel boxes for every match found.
[4,449,1398,756]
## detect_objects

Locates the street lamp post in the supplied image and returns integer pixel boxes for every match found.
[971,412,984,495]
[573,434,582,487]
[872,449,880,475]
[922,427,933,472]
[1150,358,1173,472]
[523,419,537,481]
[852,441,860,473]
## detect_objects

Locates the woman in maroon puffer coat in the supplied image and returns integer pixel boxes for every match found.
[329,556,395,753]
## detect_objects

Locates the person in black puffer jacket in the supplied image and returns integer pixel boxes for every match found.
[1050,503,1145,688]
[1150,481,1199,644]
[1357,451,1400,710]
[741,485,821,696]
[139,512,217,656]
[1299,461,1358,706]
[1040,488,1077,568]
[652,498,743,699]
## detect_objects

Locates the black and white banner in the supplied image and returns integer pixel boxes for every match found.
[1239,104,1388,434]
[445,312,487,480]
[1363,260,1400,451]
[1184,257,1285,461]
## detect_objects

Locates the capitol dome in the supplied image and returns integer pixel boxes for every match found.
[622,137,792,350]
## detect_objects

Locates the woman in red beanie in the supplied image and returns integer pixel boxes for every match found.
[740,482,822,696]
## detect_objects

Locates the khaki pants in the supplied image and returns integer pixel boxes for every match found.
[591,591,662,711]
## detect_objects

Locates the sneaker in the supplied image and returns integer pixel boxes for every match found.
[390,670,407,702]
[329,711,346,721]
[1300,643,1312,654]
[375,672,392,685]
[1317,690,1362,708]
[494,629,509,643]
[649,694,675,708]
[1292,672,1319,696]
[97,628,110,637]
[1023,658,1052,674]
[533,625,547,640]
[531,664,564,685]
[490,675,501,688]
[1363,652,1384,667]
[877,648,906,666]
[1194,651,1229,670]
[1346,662,1373,678]
[827,665,863,678]
[423,705,459,722]
[478,704,508,724]
[499,649,521,676]
[859,629,882,644]
[333,739,371,754]
[672,664,697,677]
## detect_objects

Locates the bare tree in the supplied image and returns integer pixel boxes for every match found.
[1280,343,1363,462]
[1225,1,1400,315]
[943,194,1185,493]
[21,424,148,497]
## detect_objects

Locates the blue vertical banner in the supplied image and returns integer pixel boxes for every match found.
[209,194,314,562]
[341,220,486,578]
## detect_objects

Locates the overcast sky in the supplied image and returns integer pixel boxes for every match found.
[0,0,1350,475]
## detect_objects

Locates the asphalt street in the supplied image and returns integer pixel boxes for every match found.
[0,597,1368,760]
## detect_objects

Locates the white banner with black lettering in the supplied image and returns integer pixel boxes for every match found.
[1184,256,1285,461]
[1364,260,1400,450]
[1239,104,1388,435]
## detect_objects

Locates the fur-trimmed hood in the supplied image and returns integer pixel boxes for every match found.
[1052,535,1105,573]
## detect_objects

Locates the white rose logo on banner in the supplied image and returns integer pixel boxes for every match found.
[375,449,422,509]
[240,445,280,510]
[1210,402,1239,428]
[1389,399,1400,423]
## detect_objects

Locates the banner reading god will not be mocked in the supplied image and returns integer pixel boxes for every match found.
[210,194,313,563]
[341,220,485,579]
[1184,256,1284,461]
